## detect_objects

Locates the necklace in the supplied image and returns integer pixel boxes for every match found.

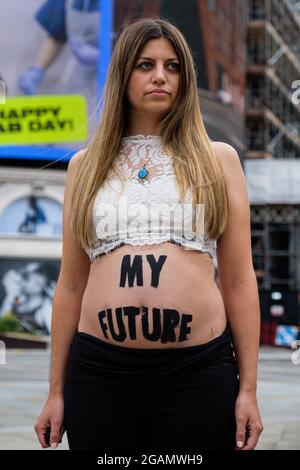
[127,136,150,182]
[138,163,149,180]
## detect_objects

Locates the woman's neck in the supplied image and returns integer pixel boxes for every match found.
[125,121,162,137]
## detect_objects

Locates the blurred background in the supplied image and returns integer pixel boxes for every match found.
[0,0,299,450]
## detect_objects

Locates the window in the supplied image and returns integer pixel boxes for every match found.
[208,0,216,12]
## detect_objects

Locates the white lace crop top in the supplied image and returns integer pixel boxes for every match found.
[87,135,217,262]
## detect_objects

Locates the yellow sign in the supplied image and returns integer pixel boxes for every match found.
[0,95,88,144]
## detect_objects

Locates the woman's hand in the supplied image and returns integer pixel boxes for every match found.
[235,391,263,450]
[34,394,65,449]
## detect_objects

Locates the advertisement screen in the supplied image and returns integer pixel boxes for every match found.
[0,0,102,157]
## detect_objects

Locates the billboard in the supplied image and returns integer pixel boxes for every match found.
[0,0,111,160]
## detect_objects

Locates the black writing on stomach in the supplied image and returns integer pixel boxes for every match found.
[80,245,225,347]
[98,305,193,344]
[97,253,192,344]
[119,254,167,288]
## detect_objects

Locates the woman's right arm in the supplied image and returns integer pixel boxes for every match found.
[34,150,91,449]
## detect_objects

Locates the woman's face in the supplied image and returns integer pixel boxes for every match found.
[126,37,180,117]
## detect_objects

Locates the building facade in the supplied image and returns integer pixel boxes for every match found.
[245,0,300,343]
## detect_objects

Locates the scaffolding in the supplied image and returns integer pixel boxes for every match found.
[246,0,300,159]
[246,0,300,297]
[251,205,300,290]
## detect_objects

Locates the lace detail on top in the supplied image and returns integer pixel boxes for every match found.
[116,134,174,185]
[87,135,217,262]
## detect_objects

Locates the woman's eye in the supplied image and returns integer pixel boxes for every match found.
[138,62,152,68]
[169,62,180,70]
[138,62,179,70]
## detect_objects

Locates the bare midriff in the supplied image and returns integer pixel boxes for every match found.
[78,242,227,349]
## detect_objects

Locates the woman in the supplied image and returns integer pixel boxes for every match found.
[34,17,263,451]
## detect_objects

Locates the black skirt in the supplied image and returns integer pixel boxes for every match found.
[63,323,239,450]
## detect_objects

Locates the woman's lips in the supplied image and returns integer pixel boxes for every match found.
[148,91,169,96]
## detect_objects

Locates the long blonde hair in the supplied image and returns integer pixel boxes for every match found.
[71,17,228,253]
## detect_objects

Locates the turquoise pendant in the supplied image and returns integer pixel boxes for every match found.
[138,164,149,180]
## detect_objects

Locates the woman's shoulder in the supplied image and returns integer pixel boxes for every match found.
[210,142,246,196]
[210,141,242,177]
[211,141,240,163]
[69,148,87,166]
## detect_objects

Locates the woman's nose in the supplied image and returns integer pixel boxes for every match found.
[152,65,166,81]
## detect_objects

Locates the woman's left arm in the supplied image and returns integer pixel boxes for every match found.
[214,142,264,451]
